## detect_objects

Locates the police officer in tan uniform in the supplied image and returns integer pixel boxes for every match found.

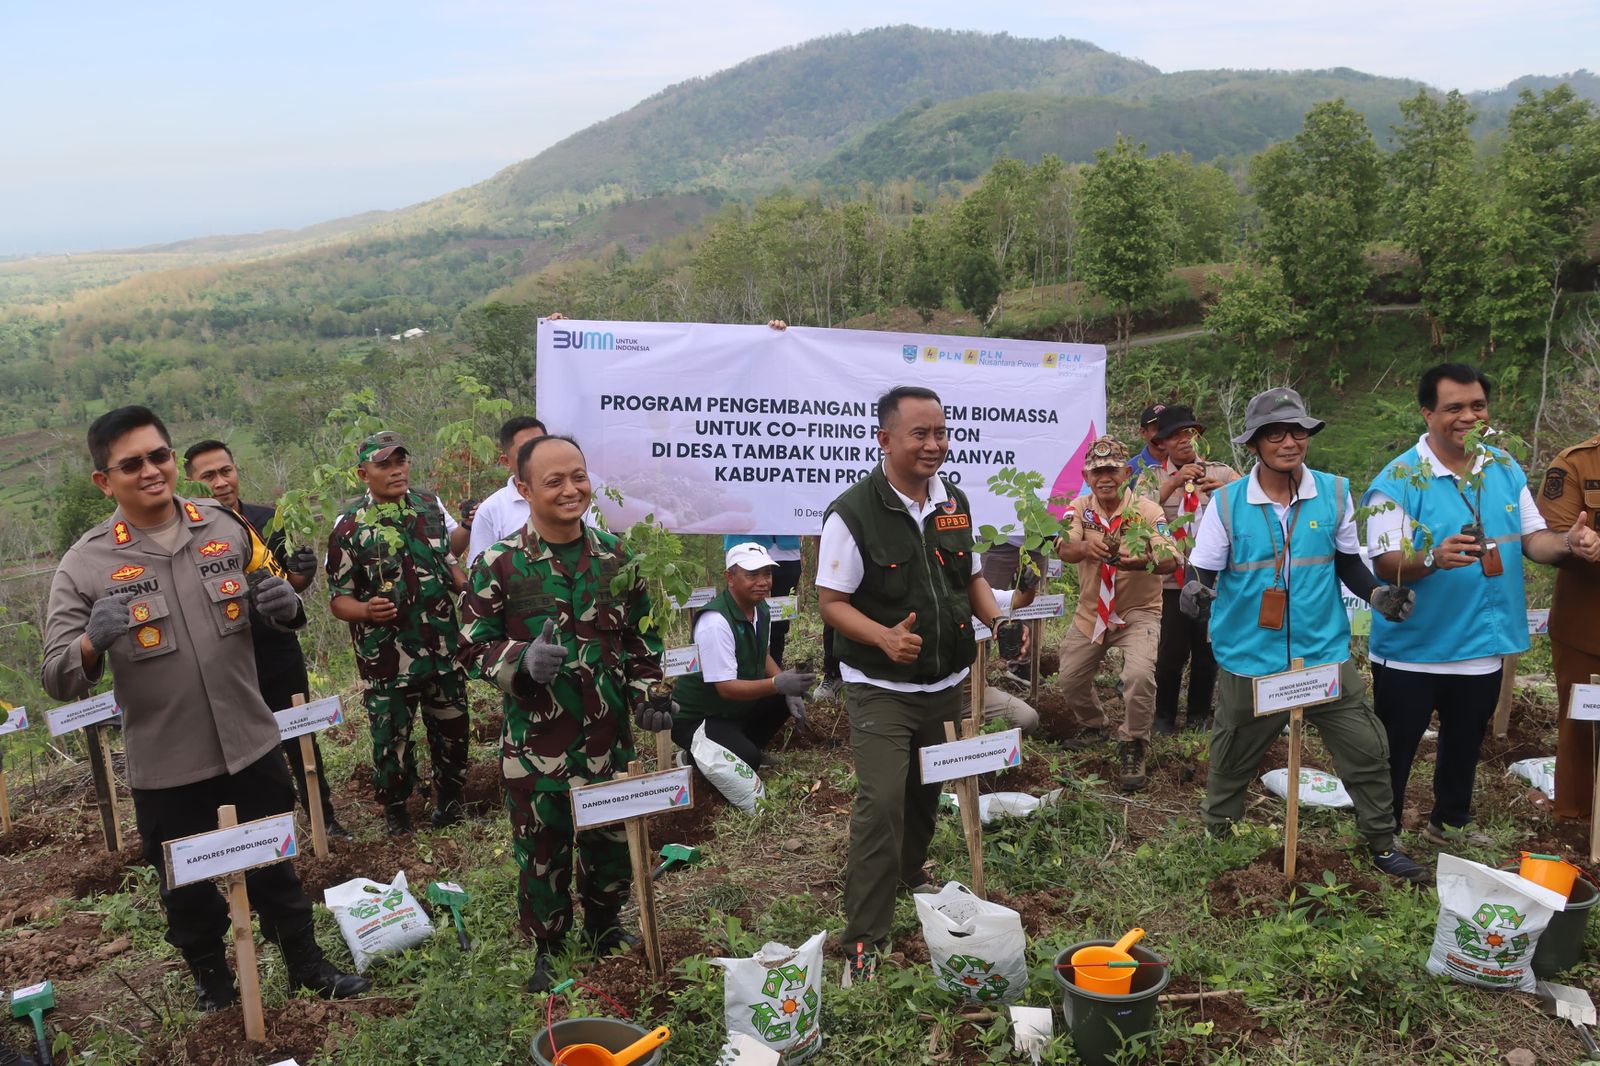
[1536,433,1600,819]
[41,406,366,1013]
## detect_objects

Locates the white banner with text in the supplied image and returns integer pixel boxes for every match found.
[538,320,1108,534]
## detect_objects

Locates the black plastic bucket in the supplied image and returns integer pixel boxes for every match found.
[1052,941,1171,1065]
[1533,876,1599,978]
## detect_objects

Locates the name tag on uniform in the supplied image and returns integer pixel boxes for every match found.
[934,513,970,531]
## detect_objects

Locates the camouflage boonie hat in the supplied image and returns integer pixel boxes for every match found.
[1083,435,1129,471]
[357,430,407,464]
[1232,388,1325,444]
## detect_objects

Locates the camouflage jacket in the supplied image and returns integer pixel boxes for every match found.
[326,489,462,684]
[457,522,663,791]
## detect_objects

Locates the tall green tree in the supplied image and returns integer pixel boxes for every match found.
[458,302,540,405]
[1251,99,1381,348]
[1155,153,1241,264]
[1388,90,1485,347]
[953,249,1002,325]
[1078,136,1175,349]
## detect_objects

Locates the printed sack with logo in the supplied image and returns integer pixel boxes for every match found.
[1427,853,1566,992]
[324,870,434,973]
[1508,756,1557,800]
[713,930,825,1062]
[1260,767,1354,809]
[692,720,766,813]
[914,881,1028,1004]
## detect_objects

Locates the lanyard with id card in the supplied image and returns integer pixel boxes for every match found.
[1258,500,1303,630]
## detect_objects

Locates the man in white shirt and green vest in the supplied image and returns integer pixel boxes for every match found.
[670,542,816,770]
[818,385,1015,982]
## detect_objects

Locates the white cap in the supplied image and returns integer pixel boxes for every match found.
[724,542,778,572]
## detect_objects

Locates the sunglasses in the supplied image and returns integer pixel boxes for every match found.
[1258,426,1311,444]
[102,446,176,476]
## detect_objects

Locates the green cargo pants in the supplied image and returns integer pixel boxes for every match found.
[841,681,963,950]
[1202,660,1397,852]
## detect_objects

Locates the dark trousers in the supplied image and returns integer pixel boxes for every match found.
[770,559,802,667]
[260,661,337,821]
[1372,662,1502,831]
[1155,588,1218,725]
[131,750,316,963]
[672,695,790,770]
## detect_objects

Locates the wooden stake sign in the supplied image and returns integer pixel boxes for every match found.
[920,724,1024,901]
[656,646,701,770]
[1252,658,1344,879]
[275,694,343,858]
[47,694,122,851]
[163,805,300,1043]
[1565,675,1600,863]
[1009,593,1066,703]
[571,761,696,977]
[0,705,30,835]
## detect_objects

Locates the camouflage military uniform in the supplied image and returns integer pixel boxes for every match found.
[457,522,663,943]
[325,489,470,806]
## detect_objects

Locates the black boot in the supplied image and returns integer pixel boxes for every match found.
[277,924,370,1000]
[431,790,464,829]
[385,801,413,836]
[0,1034,40,1066]
[186,948,239,1013]
[526,939,564,993]
[583,910,640,957]
[324,814,355,841]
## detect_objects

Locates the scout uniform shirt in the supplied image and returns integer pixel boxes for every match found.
[456,523,663,791]
[1539,433,1600,658]
[325,489,462,685]
[41,497,295,790]
[1062,490,1172,639]
[1144,457,1240,590]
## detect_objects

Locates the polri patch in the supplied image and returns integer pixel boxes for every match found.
[1543,468,1567,500]
[197,540,231,558]
[131,602,151,623]
[110,564,145,582]
[934,513,971,531]
[219,579,241,596]
[136,625,162,649]
[225,602,242,621]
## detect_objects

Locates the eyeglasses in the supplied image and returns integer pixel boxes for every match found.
[102,446,175,476]
[1259,426,1311,444]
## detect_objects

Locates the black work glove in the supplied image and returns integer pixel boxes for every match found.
[284,546,319,578]
[1370,585,1415,623]
[634,699,675,732]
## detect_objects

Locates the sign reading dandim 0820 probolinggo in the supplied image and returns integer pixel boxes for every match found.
[537,319,1107,536]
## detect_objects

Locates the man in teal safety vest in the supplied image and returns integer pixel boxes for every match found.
[1181,387,1430,883]
[671,541,816,772]
[1365,363,1600,845]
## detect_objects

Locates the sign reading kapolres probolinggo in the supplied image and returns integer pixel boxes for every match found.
[537,320,1108,535]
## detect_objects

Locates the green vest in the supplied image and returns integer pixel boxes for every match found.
[673,588,771,720]
[825,466,978,684]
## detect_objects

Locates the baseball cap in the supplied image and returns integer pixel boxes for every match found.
[1138,403,1167,427]
[1152,405,1204,439]
[1083,436,1129,471]
[725,542,778,572]
[357,430,407,464]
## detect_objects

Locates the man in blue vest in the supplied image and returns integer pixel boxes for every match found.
[1181,388,1428,882]
[1365,363,1599,845]
[818,385,1015,982]
[672,542,816,771]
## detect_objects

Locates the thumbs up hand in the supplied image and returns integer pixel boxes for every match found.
[521,618,569,684]
[879,611,924,664]
[1569,511,1600,563]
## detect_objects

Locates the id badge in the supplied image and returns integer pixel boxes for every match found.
[1258,587,1286,630]
[1481,543,1504,577]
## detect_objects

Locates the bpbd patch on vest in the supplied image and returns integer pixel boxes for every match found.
[934,513,970,531]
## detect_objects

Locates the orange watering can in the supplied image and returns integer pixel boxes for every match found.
[553,1024,669,1066]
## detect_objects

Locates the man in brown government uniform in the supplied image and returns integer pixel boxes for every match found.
[41,405,365,1014]
[1537,432,1600,819]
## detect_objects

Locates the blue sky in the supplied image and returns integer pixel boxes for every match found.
[1,0,1593,255]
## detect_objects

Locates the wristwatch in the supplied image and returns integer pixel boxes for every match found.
[1422,549,1435,569]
